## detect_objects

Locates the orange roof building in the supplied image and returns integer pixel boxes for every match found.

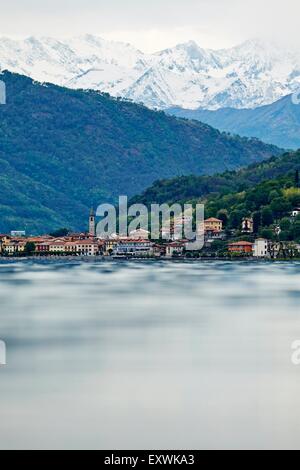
[204,218,223,233]
[228,241,253,254]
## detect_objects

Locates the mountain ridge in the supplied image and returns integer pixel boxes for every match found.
[0,35,299,110]
[168,94,300,149]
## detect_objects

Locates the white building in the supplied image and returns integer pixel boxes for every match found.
[114,240,154,257]
[253,238,269,258]
[49,242,66,254]
[11,231,26,237]
[129,229,150,240]
[292,208,300,217]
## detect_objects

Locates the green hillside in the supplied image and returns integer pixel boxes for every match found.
[0,71,281,233]
[133,150,300,206]
[133,150,300,243]
[203,173,300,242]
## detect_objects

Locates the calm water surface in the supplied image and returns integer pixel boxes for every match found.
[0,259,300,449]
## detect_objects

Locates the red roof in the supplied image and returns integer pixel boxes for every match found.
[205,218,222,223]
[228,241,253,247]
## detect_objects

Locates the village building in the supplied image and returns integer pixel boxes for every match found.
[129,228,150,240]
[242,217,254,233]
[114,240,154,257]
[49,241,66,254]
[36,242,51,253]
[104,239,119,256]
[0,236,10,254]
[3,241,18,255]
[204,218,223,233]
[70,240,99,256]
[274,225,281,236]
[2,238,26,255]
[253,238,270,258]
[228,241,253,255]
[292,208,300,217]
[161,221,177,241]
[77,240,99,256]
[166,241,185,258]
[204,229,226,247]
[67,233,90,241]
[153,244,167,257]
[161,215,192,241]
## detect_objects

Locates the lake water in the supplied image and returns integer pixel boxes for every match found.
[0,259,300,450]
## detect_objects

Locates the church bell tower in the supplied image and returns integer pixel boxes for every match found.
[89,208,96,237]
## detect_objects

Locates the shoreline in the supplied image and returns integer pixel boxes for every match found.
[0,256,300,263]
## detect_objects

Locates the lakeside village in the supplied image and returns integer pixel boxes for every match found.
[2,206,300,260]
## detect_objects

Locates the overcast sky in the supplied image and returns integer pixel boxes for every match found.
[0,0,299,52]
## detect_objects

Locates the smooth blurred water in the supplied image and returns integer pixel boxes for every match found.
[1,259,300,449]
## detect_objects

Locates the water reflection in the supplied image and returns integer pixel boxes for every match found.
[0,260,300,449]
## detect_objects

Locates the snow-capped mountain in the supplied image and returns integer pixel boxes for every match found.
[0,35,299,110]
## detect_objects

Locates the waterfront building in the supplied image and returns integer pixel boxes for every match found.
[228,241,253,255]
[166,242,185,258]
[74,240,99,256]
[104,239,119,256]
[153,244,167,257]
[114,240,154,257]
[36,242,51,253]
[49,242,66,254]
[253,239,269,258]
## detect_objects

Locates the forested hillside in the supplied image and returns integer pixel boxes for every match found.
[0,71,281,233]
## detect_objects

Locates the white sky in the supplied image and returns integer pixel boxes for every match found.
[0,0,299,52]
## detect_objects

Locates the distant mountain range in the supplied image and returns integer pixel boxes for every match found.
[168,94,300,150]
[0,72,281,233]
[0,35,299,111]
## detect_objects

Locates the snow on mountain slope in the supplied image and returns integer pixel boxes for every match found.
[0,35,299,110]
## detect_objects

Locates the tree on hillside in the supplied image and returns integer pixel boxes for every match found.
[24,242,36,256]
[270,198,292,219]
[261,207,274,226]
[280,218,292,232]
[292,221,300,240]
[253,211,262,233]
[50,228,70,237]
[260,228,275,240]
[229,211,242,230]
[295,170,300,189]
[217,210,229,227]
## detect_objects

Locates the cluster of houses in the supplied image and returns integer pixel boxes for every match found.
[204,215,300,259]
[0,231,181,258]
[1,209,300,259]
